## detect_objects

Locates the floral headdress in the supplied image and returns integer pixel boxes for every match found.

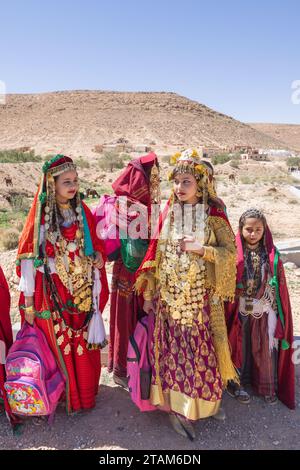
[168,148,217,199]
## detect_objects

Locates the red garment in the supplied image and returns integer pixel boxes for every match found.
[20,270,101,412]
[108,260,143,377]
[0,267,18,424]
[225,226,295,409]
[19,209,108,412]
[108,153,158,378]
[82,201,109,312]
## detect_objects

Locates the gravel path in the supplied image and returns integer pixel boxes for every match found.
[1,367,299,450]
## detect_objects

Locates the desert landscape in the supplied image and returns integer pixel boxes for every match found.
[0,90,299,330]
[0,90,299,449]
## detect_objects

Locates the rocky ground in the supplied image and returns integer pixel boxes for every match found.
[0,155,300,450]
[0,367,299,450]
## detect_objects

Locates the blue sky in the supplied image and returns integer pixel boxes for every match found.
[1,0,300,123]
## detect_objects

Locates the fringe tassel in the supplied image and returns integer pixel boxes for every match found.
[209,295,239,387]
[212,336,239,387]
[87,311,107,350]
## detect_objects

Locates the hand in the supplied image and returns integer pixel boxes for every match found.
[93,251,104,269]
[180,236,205,256]
[143,300,155,315]
[24,300,35,325]
[25,311,35,325]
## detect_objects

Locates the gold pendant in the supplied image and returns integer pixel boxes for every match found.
[67,242,77,253]
[245,298,253,313]
[74,266,83,274]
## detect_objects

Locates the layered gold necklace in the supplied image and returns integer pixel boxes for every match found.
[53,201,93,313]
[159,204,207,327]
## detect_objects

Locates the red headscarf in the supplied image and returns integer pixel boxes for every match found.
[112,152,158,207]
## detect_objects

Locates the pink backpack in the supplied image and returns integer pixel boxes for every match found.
[4,322,65,420]
[92,194,121,261]
[127,315,156,412]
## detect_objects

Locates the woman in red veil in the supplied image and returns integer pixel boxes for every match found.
[107,153,160,387]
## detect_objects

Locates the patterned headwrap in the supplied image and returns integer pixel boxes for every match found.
[168,148,217,200]
[16,154,82,265]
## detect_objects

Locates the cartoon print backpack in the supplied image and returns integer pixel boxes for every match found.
[127,315,156,412]
[4,322,65,419]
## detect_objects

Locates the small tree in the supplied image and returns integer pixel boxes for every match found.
[98,151,126,172]
[286,156,300,167]
[212,153,232,165]
[2,229,20,250]
[76,156,90,169]
[0,149,42,163]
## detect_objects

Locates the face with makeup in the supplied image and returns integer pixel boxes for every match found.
[173,173,199,204]
[55,170,79,203]
[241,218,265,247]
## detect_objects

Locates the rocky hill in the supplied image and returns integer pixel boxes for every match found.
[0,90,286,157]
[249,123,300,151]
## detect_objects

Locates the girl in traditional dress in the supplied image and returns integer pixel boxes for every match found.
[106,152,160,388]
[16,155,109,414]
[226,208,295,408]
[135,149,238,440]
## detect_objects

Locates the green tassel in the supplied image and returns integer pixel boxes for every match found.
[39,192,47,204]
[41,310,51,320]
[281,339,290,350]
[34,258,44,268]
[15,259,21,266]
[42,161,51,173]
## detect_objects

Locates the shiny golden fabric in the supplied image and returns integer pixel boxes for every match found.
[203,215,237,302]
[135,211,239,386]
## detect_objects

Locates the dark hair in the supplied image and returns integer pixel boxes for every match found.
[200,160,214,174]
[53,174,78,226]
[239,208,267,232]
